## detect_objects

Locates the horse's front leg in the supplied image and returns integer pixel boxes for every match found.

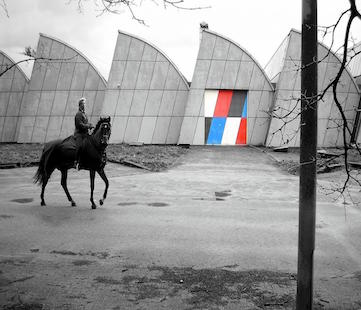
[61,169,76,207]
[90,170,97,209]
[97,169,109,206]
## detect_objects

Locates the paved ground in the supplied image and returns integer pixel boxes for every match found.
[0,146,360,309]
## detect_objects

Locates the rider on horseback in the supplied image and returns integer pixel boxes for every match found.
[74,97,93,169]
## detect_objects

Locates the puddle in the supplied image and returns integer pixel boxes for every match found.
[118,202,138,206]
[11,198,34,204]
[147,202,169,207]
[215,190,232,198]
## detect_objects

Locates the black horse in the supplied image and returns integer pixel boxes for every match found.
[34,116,112,209]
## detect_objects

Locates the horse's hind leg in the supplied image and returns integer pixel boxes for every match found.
[61,169,76,207]
[97,169,109,206]
[41,178,48,206]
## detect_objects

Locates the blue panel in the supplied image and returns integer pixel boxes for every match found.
[242,95,248,118]
[207,117,226,144]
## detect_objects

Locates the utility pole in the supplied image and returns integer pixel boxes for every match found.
[296,0,318,309]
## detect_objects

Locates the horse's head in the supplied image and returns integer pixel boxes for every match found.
[93,116,112,147]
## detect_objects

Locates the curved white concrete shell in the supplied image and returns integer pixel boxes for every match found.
[265,29,360,147]
[178,29,274,145]
[0,51,29,142]
[17,33,107,143]
[102,30,190,144]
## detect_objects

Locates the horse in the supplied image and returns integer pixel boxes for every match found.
[34,116,112,209]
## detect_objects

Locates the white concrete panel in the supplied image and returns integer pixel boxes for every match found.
[322,62,340,89]
[165,65,181,90]
[20,91,40,116]
[249,65,266,90]
[158,91,177,116]
[192,117,205,145]
[17,116,35,142]
[172,90,188,117]
[191,60,211,89]
[32,116,49,143]
[124,116,142,143]
[84,66,101,90]
[7,92,23,116]
[107,61,126,89]
[2,117,17,142]
[109,116,127,143]
[227,44,243,61]
[37,37,52,58]
[102,90,119,116]
[129,90,148,116]
[286,31,301,61]
[128,38,145,61]
[0,92,10,115]
[213,37,230,60]
[204,90,218,117]
[62,47,79,62]
[221,61,240,89]
[336,70,352,93]
[93,90,105,116]
[0,116,4,140]
[152,117,171,144]
[136,62,155,90]
[42,62,61,91]
[150,62,169,89]
[60,116,73,138]
[138,117,157,144]
[70,63,89,90]
[156,52,167,62]
[142,45,157,61]
[0,74,13,92]
[198,32,216,59]
[344,93,360,120]
[49,40,65,59]
[121,61,141,89]
[247,91,262,118]
[221,117,241,145]
[234,62,254,89]
[29,62,46,90]
[178,117,198,144]
[38,91,55,115]
[249,117,269,145]
[115,90,133,116]
[258,91,274,118]
[166,117,183,144]
[51,91,68,116]
[57,62,76,90]
[45,116,62,141]
[184,89,204,116]
[113,33,131,61]
[206,60,225,89]
[11,70,27,92]
[144,90,163,116]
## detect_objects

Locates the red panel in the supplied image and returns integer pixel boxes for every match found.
[236,118,247,144]
[213,90,233,117]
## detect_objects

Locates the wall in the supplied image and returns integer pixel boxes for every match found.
[17,33,106,143]
[0,51,29,142]
[178,29,274,145]
[102,31,190,144]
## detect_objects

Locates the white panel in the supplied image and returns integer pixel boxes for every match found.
[221,118,241,145]
[204,90,219,117]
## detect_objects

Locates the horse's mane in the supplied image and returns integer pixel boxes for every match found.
[93,116,111,134]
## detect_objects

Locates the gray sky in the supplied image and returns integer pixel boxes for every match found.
[1,0,361,81]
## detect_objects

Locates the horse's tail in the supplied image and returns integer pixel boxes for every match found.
[33,140,61,185]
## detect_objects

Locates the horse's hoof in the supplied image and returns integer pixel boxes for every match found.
[91,204,97,210]
[99,199,104,206]
[41,201,46,206]
[71,201,77,207]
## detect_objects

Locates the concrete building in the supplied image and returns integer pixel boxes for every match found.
[17,33,106,143]
[178,29,274,145]
[102,30,189,144]
[0,51,29,142]
[265,29,360,147]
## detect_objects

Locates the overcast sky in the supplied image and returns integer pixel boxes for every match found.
[1,0,361,81]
